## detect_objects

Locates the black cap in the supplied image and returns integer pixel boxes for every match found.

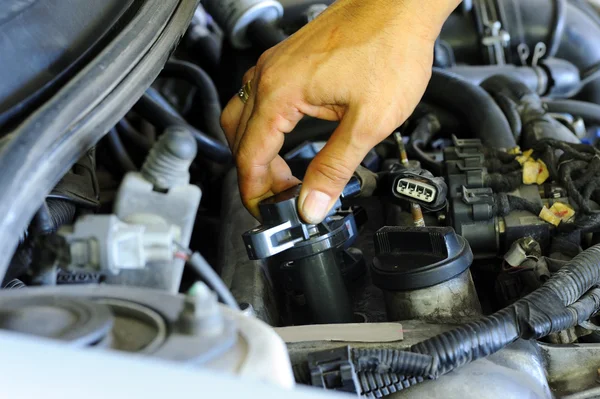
[371,226,473,291]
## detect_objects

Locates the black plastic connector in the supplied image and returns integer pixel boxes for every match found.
[388,168,448,211]
[308,346,361,394]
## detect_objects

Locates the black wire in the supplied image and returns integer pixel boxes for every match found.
[117,119,152,151]
[106,128,137,173]
[161,60,228,144]
[135,91,232,164]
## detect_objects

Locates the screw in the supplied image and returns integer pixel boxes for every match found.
[178,282,224,335]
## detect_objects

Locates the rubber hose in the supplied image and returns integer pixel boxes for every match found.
[117,119,152,151]
[107,128,138,173]
[135,92,232,164]
[424,69,516,149]
[408,244,600,377]
[161,60,228,144]
[480,74,579,147]
[544,99,600,127]
[407,115,443,175]
[247,17,288,51]
[547,0,567,58]
[46,199,76,231]
[32,202,55,235]
[3,279,25,289]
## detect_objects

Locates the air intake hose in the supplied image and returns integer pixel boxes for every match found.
[424,69,516,149]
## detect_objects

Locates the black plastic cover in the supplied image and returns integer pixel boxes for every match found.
[0,0,134,128]
[371,226,473,291]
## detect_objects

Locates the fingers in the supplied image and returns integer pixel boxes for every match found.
[298,109,382,224]
[235,89,305,215]
[220,67,257,148]
[237,155,300,219]
[221,95,244,146]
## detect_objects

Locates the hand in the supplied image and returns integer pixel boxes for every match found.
[221,0,460,223]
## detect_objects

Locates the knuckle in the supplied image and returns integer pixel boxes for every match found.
[311,156,354,187]
[257,68,277,95]
[242,67,256,84]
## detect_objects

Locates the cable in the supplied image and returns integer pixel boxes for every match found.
[117,119,152,151]
[106,128,138,173]
[135,91,232,164]
[175,243,239,310]
[161,60,228,144]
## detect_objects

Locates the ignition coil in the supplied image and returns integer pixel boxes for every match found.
[243,185,357,324]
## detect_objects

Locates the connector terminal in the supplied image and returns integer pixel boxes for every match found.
[396,178,437,204]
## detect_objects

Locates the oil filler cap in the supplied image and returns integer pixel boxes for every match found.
[371,226,473,291]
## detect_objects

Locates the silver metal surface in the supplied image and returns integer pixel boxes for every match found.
[201,0,283,49]
[382,269,481,322]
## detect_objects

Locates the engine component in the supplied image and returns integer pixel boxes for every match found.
[112,127,202,292]
[382,166,448,211]
[444,136,552,257]
[371,226,481,322]
[0,284,294,387]
[243,185,357,324]
[201,0,284,49]
[60,214,181,274]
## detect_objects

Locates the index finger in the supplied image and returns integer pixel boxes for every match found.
[235,89,304,211]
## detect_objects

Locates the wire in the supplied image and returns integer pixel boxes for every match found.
[106,128,137,173]
[174,242,239,310]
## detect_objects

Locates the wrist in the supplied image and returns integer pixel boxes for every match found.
[388,0,461,41]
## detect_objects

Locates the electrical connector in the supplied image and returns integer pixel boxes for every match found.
[60,215,181,275]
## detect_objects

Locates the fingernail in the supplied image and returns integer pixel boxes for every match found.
[300,190,331,224]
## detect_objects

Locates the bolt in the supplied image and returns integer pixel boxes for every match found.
[178,282,224,335]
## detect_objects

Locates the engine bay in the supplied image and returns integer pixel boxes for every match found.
[4,0,600,398]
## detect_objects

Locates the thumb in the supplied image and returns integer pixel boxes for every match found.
[299,109,381,224]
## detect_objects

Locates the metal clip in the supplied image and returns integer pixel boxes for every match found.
[462,186,494,205]
[531,42,547,67]
[517,43,530,66]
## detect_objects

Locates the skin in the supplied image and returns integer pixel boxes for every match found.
[221,0,461,223]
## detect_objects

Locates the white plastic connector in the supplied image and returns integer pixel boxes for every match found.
[395,178,437,203]
[62,215,181,275]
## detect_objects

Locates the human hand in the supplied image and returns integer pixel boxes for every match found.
[221,0,460,223]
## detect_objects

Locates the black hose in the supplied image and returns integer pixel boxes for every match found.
[407,115,443,175]
[46,199,77,231]
[32,199,77,235]
[3,279,25,289]
[404,244,600,377]
[134,92,232,164]
[247,17,288,51]
[187,252,239,310]
[107,128,138,173]
[480,74,579,148]
[32,202,55,235]
[161,60,228,144]
[424,69,516,149]
[544,99,600,127]
[117,119,152,151]
[547,0,567,58]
